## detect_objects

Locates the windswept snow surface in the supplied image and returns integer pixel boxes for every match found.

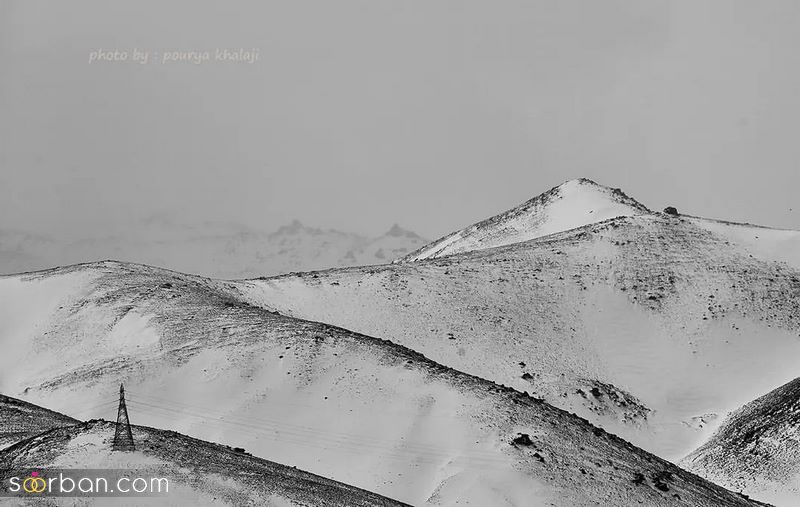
[683,377,800,506]
[0,419,409,506]
[0,262,763,506]
[402,178,650,261]
[686,216,800,270]
[236,213,800,466]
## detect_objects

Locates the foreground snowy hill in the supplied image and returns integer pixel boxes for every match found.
[235,211,800,463]
[0,262,763,506]
[402,178,651,261]
[682,377,800,506]
[0,418,408,506]
[0,221,428,279]
[0,395,77,450]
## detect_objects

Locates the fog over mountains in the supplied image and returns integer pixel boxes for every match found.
[1,178,798,505]
[0,219,429,279]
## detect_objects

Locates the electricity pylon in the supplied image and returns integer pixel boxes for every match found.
[112,384,135,451]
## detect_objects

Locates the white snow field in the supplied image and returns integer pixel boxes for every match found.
[0,262,762,506]
[682,377,800,506]
[402,178,651,261]
[0,415,409,506]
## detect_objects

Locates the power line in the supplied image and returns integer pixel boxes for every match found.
[123,397,516,470]
[70,399,119,417]
[125,394,506,458]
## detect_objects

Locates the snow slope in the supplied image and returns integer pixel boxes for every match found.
[0,419,408,506]
[686,216,800,270]
[0,395,77,450]
[682,377,800,506]
[235,212,800,464]
[402,178,650,261]
[0,262,762,506]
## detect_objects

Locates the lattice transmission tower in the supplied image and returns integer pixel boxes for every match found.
[112,384,135,451]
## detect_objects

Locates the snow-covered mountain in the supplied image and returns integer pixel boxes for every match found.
[0,413,408,506]
[402,178,651,261]
[234,189,800,469]
[0,220,428,279]
[3,179,798,505]
[682,377,800,506]
[0,262,763,506]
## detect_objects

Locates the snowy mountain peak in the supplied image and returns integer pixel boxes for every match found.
[563,176,603,187]
[549,178,650,214]
[402,178,651,261]
[272,219,324,236]
[384,223,423,239]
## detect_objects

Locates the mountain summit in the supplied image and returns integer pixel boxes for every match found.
[403,178,651,261]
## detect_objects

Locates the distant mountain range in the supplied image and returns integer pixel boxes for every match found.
[0,220,429,279]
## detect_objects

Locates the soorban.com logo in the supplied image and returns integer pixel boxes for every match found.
[20,471,46,494]
[4,470,169,497]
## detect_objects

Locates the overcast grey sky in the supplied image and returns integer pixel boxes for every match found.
[1,0,798,240]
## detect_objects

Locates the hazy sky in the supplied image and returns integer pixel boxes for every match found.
[1,1,799,240]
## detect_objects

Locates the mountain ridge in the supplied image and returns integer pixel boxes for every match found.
[0,394,79,450]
